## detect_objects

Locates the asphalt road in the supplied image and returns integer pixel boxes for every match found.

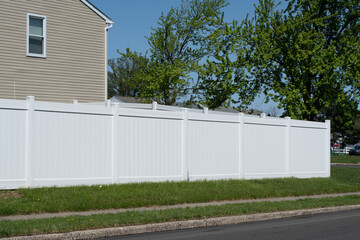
[99,209,360,240]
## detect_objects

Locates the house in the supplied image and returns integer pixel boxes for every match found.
[0,0,113,103]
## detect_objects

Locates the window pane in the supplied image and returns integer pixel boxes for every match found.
[29,17,43,36]
[29,36,43,54]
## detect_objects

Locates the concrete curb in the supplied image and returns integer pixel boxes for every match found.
[5,205,360,240]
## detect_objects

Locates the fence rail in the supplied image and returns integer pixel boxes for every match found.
[0,97,331,189]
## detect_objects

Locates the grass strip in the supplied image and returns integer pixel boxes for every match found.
[0,195,359,238]
[0,167,359,217]
[331,155,360,164]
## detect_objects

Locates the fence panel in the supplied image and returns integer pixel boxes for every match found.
[117,109,183,182]
[187,112,240,180]
[243,120,287,179]
[289,121,328,178]
[33,108,113,187]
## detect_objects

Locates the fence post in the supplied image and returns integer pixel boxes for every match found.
[26,96,35,188]
[182,108,189,181]
[203,107,208,114]
[325,120,331,177]
[111,102,119,184]
[285,117,291,177]
[238,113,245,179]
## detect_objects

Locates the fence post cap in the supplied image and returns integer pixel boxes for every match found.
[325,119,331,127]
[152,101,157,110]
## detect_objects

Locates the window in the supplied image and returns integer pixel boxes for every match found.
[27,14,46,57]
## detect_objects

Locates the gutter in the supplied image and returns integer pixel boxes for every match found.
[105,22,114,101]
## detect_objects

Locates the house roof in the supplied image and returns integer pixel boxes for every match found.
[110,96,144,103]
[81,0,114,24]
[110,96,264,115]
[244,109,262,116]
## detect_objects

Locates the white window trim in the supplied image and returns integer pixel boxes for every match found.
[27,13,47,58]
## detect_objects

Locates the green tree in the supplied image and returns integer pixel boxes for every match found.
[113,0,228,105]
[108,48,148,98]
[198,0,360,120]
[320,97,360,145]
[133,60,189,105]
[343,115,360,145]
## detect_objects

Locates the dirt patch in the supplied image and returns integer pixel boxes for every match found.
[0,191,22,200]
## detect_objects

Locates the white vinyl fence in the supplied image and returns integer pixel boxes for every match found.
[0,97,330,189]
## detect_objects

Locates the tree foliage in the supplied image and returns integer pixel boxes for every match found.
[197,0,360,121]
[110,0,228,105]
[320,97,360,145]
[107,48,148,98]
[132,60,189,105]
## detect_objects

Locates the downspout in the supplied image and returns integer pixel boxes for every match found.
[105,22,113,101]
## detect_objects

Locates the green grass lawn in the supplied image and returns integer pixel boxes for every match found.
[331,155,360,164]
[0,167,359,217]
[0,195,359,238]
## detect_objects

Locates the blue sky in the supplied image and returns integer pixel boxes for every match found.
[89,0,286,114]
[89,0,275,59]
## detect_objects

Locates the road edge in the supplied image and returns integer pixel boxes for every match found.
[5,205,360,240]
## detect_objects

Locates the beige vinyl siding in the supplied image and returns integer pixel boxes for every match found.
[0,0,107,103]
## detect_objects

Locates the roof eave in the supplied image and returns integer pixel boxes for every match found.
[81,0,114,24]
